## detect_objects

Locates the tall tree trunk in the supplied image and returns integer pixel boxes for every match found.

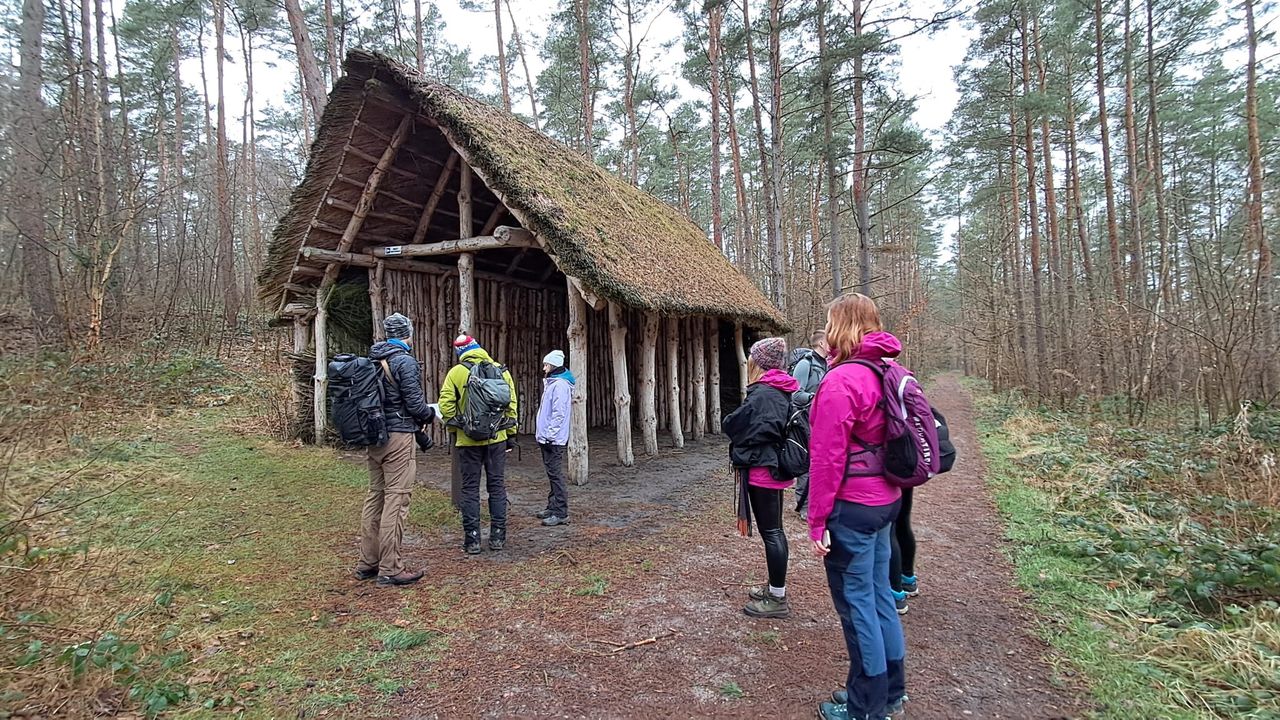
[284,0,329,122]
[16,0,64,345]
[742,0,781,305]
[1122,0,1146,297]
[623,0,639,183]
[852,0,871,293]
[725,73,753,273]
[494,0,510,110]
[575,0,594,158]
[214,0,239,328]
[1094,0,1124,304]
[1243,0,1274,394]
[325,0,339,79]
[506,0,539,128]
[1034,14,1066,385]
[709,4,724,252]
[1008,42,1032,388]
[766,0,786,311]
[1146,0,1171,307]
[819,0,841,297]
[1021,8,1047,394]
[414,0,424,72]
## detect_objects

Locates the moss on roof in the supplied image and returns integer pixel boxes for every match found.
[260,49,784,329]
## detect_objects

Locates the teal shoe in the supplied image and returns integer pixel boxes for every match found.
[817,701,848,720]
[900,575,919,596]
[893,590,909,615]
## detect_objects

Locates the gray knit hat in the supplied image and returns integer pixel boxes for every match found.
[384,313,413,340]
[749,337,788,371]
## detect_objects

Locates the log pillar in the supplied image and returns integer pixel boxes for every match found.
[608,301,635,466]
[369,261,386,340]
[639,311,660,456]
[692,317,707,441]
[708,318,721,433]
[567,277,590,484]
[458,162,475,336]
[734,322,748,401]
[312,284,333,443]
[666,316,684,448]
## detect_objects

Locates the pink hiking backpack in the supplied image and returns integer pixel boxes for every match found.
[843,359,954,488]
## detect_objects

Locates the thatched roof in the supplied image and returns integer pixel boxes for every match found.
[260,50,783,328]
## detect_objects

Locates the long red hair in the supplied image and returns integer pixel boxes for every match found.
[825,293,883,365]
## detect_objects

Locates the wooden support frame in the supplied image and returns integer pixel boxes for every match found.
[480,204,508,235]
[734,322,748,401]
[324,197,416,227]
[692,317,707,441]
[566,277,590,484]
[666,317,684,448]
[298,246,554,290]
[411,154,459,244]
[608,301,635,466]
[708,318,722,434]
[369,228,536,257]
[369,262,386,340]
[458,163,475,336]
[313,283,333,443]
[639,311,660,456]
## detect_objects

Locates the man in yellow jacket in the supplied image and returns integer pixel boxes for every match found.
[439,334,518,554]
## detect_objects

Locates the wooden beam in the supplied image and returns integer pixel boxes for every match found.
[666,317,684,448]
[298,246,556,290]
[369,230,536,258]
[310,219,401,246]
[411,153,459,244]
[282,302,314,317]
[352,118,444,169]
[708,318,722,434]
[313,283,333,443]
[734,322,748,401]
[369,262,386,341]
[639,311,660,456]
[568,277,607,311]
[458,252,475,335]
[345,145,418,181]
[608,301,635,466]
[285,282,316,296]
[505,248,529,275]
[480,204,507,235]
[292,265,325,278]
[692,317,706,441]
[459,163,473,238]
[292,316,310,439]
[325,197,417,227]
[335,173,423,211]
[567,278,590,484]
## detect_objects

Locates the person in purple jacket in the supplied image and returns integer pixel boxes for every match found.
[809,293,908,720]
[534,350,574,527]
[722,337,800,619]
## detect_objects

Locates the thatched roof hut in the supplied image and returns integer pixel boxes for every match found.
[260,50,783,481]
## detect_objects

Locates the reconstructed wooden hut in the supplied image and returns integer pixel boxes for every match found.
[260,50,785,483]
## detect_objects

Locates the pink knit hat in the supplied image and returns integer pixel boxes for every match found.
[749,337,787,371]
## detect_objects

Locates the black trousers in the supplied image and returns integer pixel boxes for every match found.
[458,443,508,534]
[540,442,568,517]
[747,485,789,589]
[889,488,916,591]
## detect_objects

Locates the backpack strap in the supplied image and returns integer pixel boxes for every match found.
[378,359,398,388]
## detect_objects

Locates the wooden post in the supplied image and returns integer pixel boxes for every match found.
[292,316,310,435]
[666,316,684,448]
[707,318,721,434]
[608,301,635,466]
[411,153,459,244]
[692,317,707,441]
[313,283,332,444]
[369,261,386,340]
[458,253,475,335]
[734,322,748,401]
[567,277,590,483]
[458,163,474,336]
[639,311,660,456]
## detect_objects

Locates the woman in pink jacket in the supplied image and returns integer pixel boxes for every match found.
[808,293,907,720]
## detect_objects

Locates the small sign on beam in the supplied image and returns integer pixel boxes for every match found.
[383,246,403,257]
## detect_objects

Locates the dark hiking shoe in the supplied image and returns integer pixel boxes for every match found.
[488,527,507,552]
[353,567,377,581]
[377,569,424,587]
[464,531,482,555]
[748,586,770,601]
[817,701,848,720]
[901,575,919,596]
[541,514,570,527]
[829,692,906,716]
[893,590,909,615]
[743,594,790,619]
[535,509,553,519]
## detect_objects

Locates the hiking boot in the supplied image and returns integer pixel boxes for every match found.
[377,569,424,587]
[886,694,909,716]
[893,590,909,615]
[488,527,506,552]
[464,531,482,555]
[743,594,790,619]
[535,508,553,519]
[817,701,848,720]
[748,585,770,601]
[900,575,919,597]
[541,514,570,527]
[353,567,377,581]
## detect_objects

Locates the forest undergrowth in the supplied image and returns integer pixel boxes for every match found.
[974,380,1280,719]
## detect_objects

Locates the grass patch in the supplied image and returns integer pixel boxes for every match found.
[974,384,1280,720]
[747,630,782,648]
[573,572,610,597]
[719,680,745,700]
[378,627,437,652]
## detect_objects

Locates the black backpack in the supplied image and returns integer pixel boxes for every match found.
[327,354,389,447]
[455,359,515,442]
[787,348,828,396]
[776,392,812,481]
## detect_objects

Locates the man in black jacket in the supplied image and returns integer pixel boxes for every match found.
[354,313,435,587]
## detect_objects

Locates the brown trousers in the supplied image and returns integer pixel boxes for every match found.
[358,432,415,576]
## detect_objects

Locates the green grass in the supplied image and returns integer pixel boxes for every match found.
[719,680,745,700]
[974,387,1280,720]
[573,572,610,597]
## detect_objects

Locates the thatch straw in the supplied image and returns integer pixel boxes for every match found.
[259,49,784,329]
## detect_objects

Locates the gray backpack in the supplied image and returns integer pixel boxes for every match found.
[456,360,514,441]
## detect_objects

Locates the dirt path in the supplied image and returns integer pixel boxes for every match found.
[330,375,1084,719]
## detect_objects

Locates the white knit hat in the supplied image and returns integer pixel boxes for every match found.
[543,350,565,367]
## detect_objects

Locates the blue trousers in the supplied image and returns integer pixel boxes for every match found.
[824,499,906,719]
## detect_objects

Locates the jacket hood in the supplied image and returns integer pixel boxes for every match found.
[458,347,495,365]
[369,340,410,360]
[854,331,902,361]
[548,368,577,385]
[756,368,801,393]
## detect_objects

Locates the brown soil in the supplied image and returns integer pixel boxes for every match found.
[329,375,1087,719]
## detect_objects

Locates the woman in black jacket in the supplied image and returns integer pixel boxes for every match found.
[721,337,801,619]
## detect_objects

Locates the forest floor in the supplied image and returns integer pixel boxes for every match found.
[16,355,1272,719]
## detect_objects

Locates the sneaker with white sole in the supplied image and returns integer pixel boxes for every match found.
[743,593,790,619]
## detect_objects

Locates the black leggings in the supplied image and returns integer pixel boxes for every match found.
[889,488,916,591]
[747,485,789,589]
